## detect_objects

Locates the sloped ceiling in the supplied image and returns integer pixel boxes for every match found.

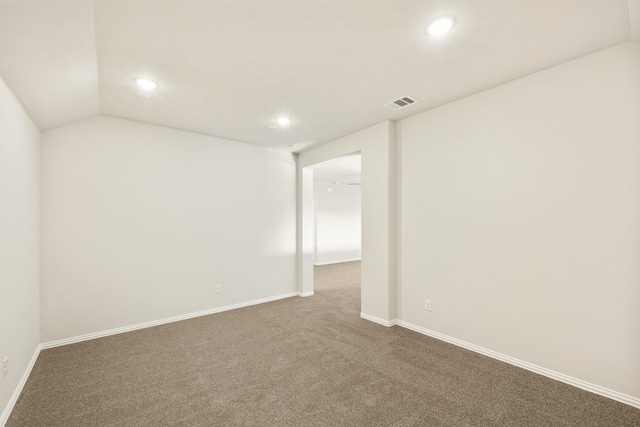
[0,0,99,130]
[0,0,636,151]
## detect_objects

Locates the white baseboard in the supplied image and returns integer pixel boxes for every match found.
[1,344,41,427]
[3,291,306,424]
[314,258,361,266]
[298,291,314,297]
[360,312,397,327]
[8,302,638,425]
[395,320,640,410]
[41,292,300,349]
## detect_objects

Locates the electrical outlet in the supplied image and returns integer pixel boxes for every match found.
[216,284,222,294]
[3,357,8,379]
[424,299,432,312]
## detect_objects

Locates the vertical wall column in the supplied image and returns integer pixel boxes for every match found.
[297,121,397,324]
[298,167,315,296]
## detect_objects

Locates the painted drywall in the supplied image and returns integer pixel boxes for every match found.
[0,75,40,420]
[399,41,640,400]
[298,121,396,321]
[313,181,361,265]
[41,115,297,342]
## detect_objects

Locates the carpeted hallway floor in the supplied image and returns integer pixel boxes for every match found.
[7,261,640,426]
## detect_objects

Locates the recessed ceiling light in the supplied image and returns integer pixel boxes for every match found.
[286,144,298,149]
[277,117,291,126]
[425,16,456,36]
[267,124,278,130]
[135,78,158,90]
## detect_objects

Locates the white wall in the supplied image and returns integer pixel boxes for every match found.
[41,115,297,342]
[314,181,361,265]
[0,76,40,422]
[399,41,640,400]
[298,121,397,321]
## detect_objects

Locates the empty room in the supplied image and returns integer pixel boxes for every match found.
[1,0,640,425]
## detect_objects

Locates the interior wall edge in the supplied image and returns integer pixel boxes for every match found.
[359,312,396,328]
[0,344,41,427]
[0,72,41,426]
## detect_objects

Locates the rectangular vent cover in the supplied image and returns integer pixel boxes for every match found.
[384,95,418,110]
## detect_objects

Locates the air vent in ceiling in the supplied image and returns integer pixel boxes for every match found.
[384,95,418,111]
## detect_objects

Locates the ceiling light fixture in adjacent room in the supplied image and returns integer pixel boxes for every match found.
[134,78,158,90]
[425,16,456,36]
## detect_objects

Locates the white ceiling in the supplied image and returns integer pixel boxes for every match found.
[0,0,637,151]
[0,0,99,130]
[312,153,361,184]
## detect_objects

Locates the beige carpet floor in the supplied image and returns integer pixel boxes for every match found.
[8,261,640,426]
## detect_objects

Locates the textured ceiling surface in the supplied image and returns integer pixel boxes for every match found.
[0,0,636,150]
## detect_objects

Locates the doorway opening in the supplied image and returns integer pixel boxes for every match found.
[306,152,362,312]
